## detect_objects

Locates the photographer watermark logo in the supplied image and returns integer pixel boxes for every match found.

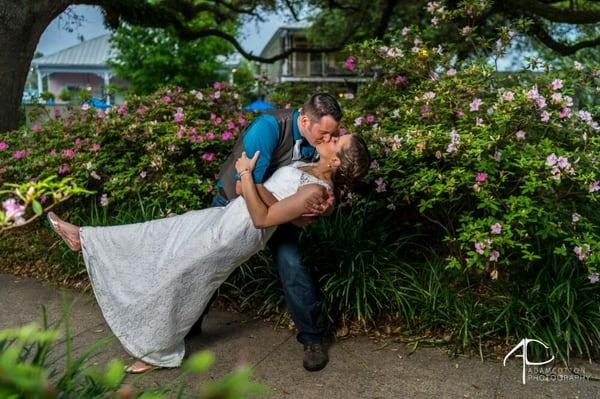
[503,338,554,384]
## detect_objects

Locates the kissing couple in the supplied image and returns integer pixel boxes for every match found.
[47,93,370,373]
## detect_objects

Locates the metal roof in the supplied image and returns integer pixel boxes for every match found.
[32,34,115,67]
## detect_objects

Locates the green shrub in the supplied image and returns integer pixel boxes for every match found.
[0,309,270,398]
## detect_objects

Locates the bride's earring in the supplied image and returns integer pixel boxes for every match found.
[327,163,331,168]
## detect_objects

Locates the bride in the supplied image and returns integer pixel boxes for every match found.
[47,133,370,373]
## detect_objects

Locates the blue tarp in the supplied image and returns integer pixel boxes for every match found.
[243,99,275,111]
[86,97,110,109]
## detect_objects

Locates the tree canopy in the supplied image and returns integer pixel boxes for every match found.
[2,0,600,132]
[109,24,234,94]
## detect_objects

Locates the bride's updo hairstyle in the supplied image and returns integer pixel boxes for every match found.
[334,134,370,189]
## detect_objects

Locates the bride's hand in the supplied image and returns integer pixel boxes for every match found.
[235,151,260,174]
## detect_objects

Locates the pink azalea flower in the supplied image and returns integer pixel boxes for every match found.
[238,116,246,126]
[344,56,355,71]
[374,177,387,193]
[0,142,9,151]
[367,115,375,123]
[117,105,127,114]
[515,130,526,140]
[213,81,222,90]
[541,111,551,122]
[446,68,457,77]
[502,91,515,101]
[354,117,364,126]
[207,184,214,193]
[559,108,570,119]
[206,132,215,140]
[573,244,591,261]
[489,250,500,262]
[536,97,547,109]
[81,103,90,111]
[474,242,486,255]
[62,149,76,158]
[589,181,600,193]
[202,152,215,162]
[12,150,27,159]
[161,96,172,104]
[546,153,558,166]
[58,164,70,174]
[174,108,184,123]
[476,172,488,183]
[550,79,563,91]
[100,193,109,207]
[491,223,502,234]
[221,131,233,141]
[339,128,347,136]
[422,91,436,101]
[90,143,101,152]
[550,93,563,104]
[31,123,41,132]
[455,109,464,118]
[177,126,186,138]
[370,160,379,169]
[470,98,483,112]
[588,272,599,284]
[579,110,593,123]
[2,198,25,222]
[527,86,540,100]
[214,91,221,99]
[227,121,236,130]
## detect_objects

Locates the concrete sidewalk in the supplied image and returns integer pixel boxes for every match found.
[1,273,599,398]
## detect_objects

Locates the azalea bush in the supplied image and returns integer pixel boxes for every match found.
[343,27,600,282]
[0,83,252,227]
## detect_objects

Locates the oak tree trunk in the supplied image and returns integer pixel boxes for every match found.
[0,0,70,133]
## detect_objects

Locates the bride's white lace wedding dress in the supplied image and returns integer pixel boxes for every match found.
[78,162,330,367]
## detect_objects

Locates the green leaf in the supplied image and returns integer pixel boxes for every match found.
[32,200,43,216]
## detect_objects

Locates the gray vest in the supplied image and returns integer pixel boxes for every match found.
[217,109,299,200]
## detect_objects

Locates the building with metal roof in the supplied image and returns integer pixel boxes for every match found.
[258,22,368,85]
[32,34,128,105]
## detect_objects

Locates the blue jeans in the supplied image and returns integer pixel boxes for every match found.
[199,191,324,345]
[267,223,324,345]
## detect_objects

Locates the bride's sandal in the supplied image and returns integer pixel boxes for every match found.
[47,212,81,251]
[124,360,159,374]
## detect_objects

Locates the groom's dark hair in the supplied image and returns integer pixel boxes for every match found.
[301,93,342,123]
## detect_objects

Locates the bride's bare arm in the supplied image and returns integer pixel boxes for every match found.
[236,151,327,228]
[241,174,326,228]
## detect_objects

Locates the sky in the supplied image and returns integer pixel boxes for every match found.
[36,5,286,57]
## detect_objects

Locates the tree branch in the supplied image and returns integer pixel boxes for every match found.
[374,0,400,39]
[283,0,300,21]
[529,20,600,55]
[506,0,600,24]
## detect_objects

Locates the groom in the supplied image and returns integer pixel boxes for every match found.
[189,93,341,372]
